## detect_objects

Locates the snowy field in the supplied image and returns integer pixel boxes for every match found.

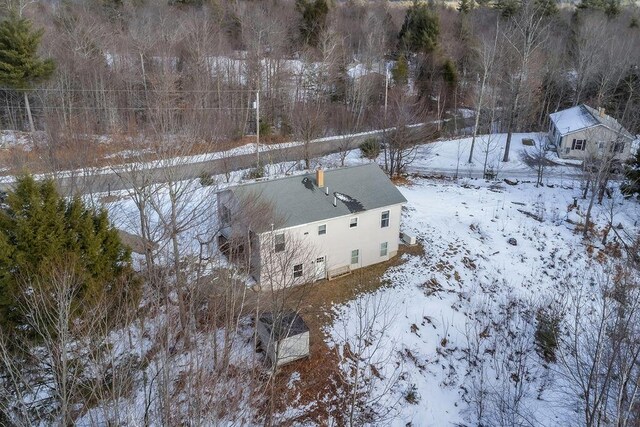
[413,132,583,178]
[325,177,639,426]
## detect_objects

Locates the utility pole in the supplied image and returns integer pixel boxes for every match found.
[384,68,389,120]
[255,90,260,165]
[383,67,389,171]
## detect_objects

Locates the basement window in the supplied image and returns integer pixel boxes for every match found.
[293,264,303,278]
[274,233,285,253]
[351,249,359,265]
[380,242,388,257]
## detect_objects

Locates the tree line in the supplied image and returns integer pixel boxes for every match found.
[0,0,637,173]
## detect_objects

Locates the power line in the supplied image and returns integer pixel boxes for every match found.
[0,87,296,94]
[0,105,257,111]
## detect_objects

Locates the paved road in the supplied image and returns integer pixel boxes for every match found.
[1,119,587,195]
[0,130,387,196]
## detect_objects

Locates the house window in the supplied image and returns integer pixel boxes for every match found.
[350,218,358,228]
[381,210,390,228]
[318,224,326,235]
[274,233,285,253]
[380,242,388,257]
[221,205,231,224]
[293,264,303,278]
[571,139,586,151]
[351,249,359,265]
[613,142,625,153]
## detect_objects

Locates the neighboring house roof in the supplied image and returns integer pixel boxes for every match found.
[550,104,634,140]
[228,163,407,231]
[347,62,390,80]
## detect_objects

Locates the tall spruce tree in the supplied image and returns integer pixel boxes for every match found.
[398,1,439,54]
[0,14,55,133]
[392,54,409,86]
[296,0,329,47]
[0,176,135,331]
[458,0,474,13]
[622,150,640,198]
[577,0,620,17]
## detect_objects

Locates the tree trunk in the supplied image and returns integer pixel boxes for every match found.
[502,91,519,162]
[469,72,488,164]
[24,92,35,134]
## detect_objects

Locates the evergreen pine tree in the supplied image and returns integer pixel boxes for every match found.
[442,58,458,88]
[0,176,134,331]
[494,0,521,18]
[392,54,409,86]
[458,0,474,13]
[622,150,640,198]
[296,0,329,47]
[535,0,559,16]
[603,0,620,17]
[0,14,55,133]
[398,1,440,54]
[577,0,619,16]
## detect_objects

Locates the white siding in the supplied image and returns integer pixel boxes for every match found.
[256,204,403,285]
[557,124,633,161]
[257,322,310,367]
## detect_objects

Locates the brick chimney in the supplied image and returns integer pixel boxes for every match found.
[316,169,324,187]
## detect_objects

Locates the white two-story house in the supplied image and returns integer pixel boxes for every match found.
[548,104,634,161]
[217,163,407,288]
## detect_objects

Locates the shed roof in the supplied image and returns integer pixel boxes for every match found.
[259,312,309,340]
[550,104,634,139]
[229,163,407,231]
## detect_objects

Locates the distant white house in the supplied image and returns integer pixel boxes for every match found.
[217,164,407,288]
[548,104,634,161]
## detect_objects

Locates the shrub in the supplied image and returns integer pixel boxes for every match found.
[535,307,561,363]
[243,163,266,180]
[359,138,381,160]
[259,119,272,138]
[199,172,215,187]
[404,384,420,404]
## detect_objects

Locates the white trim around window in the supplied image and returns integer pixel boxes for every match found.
[351,249,359,265]
[293,263,303,278]
[274,233,285,253]
[380,242,388,257]
[381,210,390,228]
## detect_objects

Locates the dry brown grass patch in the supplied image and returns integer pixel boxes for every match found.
[260,243,424,424]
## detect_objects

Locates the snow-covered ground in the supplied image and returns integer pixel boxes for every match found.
[324,177,640,426]
[414,132,582,178]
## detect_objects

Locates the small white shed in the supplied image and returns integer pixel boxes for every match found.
[257,312,310,367]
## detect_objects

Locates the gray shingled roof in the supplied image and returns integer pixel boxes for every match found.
[230,163,407,231]
[550,104,634,139]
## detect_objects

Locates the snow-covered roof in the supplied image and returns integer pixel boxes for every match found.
[550,104,634,140]
[347,61,391,80]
